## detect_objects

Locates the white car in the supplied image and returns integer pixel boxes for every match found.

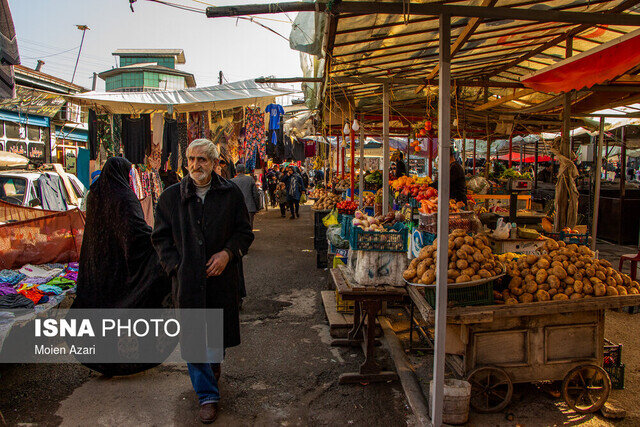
[0,170,86,211]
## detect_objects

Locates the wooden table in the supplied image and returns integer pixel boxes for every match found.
[330,266,406,384]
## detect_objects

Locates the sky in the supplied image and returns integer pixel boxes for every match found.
[9,0,303,101]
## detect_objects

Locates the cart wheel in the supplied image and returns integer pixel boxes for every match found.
[562,364,611,414]
[467,366,514,413]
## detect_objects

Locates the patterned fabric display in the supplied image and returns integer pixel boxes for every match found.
[97,114,113,155]
[112,115,122,155]
[244,107,266,166]
[177,113,188,171]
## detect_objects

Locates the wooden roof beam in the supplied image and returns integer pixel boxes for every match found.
[207,2,640,26]
[423,0,498,84]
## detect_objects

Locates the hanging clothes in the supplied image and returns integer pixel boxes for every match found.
[244,107,266,165]
[121,116,148,164]
[304,139,316,158]
[187,111,202,143]
[96,113,113,155]
[264,103,285,145]
[88,109,98,160]
[177,113,188,172]
[293,139,305,162]
[149,113,163,170]
[161,117,178,171]
[112,114,122,156]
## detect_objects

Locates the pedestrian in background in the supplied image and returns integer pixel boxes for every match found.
[231,163,262,228]
[281,165,305,219]
[275,182,288,218]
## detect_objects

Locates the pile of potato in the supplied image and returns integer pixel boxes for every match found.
[498,239,640,305]
[312,193,342,210]
[403,229,503,285]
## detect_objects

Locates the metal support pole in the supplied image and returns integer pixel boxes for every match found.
[432,13,451,427]
[350,119,356,201]
[520,144,524,172]
[462,129,467,173]
[621,126,627,197]
[428,131,434,178]
[508,134,513,168]
[591,117,605,251]
[534,138,539,189]
[473,138,477,175]
[382,82,390,215]
[484,88,491,179]
[359,113,365,209]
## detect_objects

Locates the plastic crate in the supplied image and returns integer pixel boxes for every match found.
[424,281,494,308]
[563,233,589,245]
[422,231,436,247]
[316,250,328,269]
[349,223,409,252]
[341,214,354,239]
[543,231,563,241]
[604,364,625,390]
[335,288,355,313]
[604,338,622,367]
[419,211,474,234]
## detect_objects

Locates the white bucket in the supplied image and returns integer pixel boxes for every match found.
[430,379,472,425]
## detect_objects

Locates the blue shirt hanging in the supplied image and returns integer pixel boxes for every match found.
[265,103,285,131]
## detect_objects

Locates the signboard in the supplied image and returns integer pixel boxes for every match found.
[6,140,27,156]
[0,85,66,117]
[65,150,77,174]
[27,142,45,161]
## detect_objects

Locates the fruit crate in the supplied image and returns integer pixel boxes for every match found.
[340,214,354,239]
[349,223,408,252]
[424,281,494,308]
[542,231,563,241]
[604,338,622,367]
[604,364,625,390]
[335,288,355,313]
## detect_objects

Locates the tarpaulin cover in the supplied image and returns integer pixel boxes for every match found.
[522,29,640,94]
[498,152,522,161]
[0,198,56,223]
[72,157,172,376]
[66,79,295,114]
[523,155,552,163]
[0,208,85,269]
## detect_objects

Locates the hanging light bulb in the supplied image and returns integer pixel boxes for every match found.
[343,123,350,135]
[352,119,360,132]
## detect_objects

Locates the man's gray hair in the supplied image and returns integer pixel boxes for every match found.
[187,138,219,161]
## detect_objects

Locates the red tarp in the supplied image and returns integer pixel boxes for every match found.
[498,152,522,161]
[523,155,552,163]
[0,202,85,269]
[522,29,640,94]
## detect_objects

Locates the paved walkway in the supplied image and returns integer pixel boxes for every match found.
[0,204,411,426]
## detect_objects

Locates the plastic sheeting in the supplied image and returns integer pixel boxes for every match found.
[66,79,295,114]
[289,8,325,56]
[0,208,85,270]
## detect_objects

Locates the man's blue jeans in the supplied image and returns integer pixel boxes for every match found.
[187,362,221,405]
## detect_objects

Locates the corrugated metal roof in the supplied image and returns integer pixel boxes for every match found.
[322,0,640,134]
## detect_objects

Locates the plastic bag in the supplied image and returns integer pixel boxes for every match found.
[322,208,339,227]
[493,218,510,240]
[327,226,349,249]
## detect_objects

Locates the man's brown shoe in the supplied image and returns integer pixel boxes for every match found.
[198,402,218,424]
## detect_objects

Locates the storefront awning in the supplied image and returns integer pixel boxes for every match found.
[55,125,88,143]
[522,29,640,94]
[0,109,49,127]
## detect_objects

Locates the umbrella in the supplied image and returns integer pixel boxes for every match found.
[523,155,552,163]
[498,152,522,161]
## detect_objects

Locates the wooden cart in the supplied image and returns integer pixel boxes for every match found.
[407,286,640,414]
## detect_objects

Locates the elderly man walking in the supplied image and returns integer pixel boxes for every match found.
[152,139,254,424]
[231,163,261,228]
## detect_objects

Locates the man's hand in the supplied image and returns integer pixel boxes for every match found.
[206,250,230,277]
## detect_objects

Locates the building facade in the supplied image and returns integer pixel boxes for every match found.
[0,65,87,166]
[99,49,196,92]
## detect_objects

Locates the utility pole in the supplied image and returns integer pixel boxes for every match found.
[91,72,97,91]
[72,25,90,84]
[218,71,223,85]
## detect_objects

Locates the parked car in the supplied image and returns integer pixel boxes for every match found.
[0,170,86,211]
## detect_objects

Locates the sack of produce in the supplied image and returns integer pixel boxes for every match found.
[353,250,408,286]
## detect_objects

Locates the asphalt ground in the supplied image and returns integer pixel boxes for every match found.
[0,203,412,426]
